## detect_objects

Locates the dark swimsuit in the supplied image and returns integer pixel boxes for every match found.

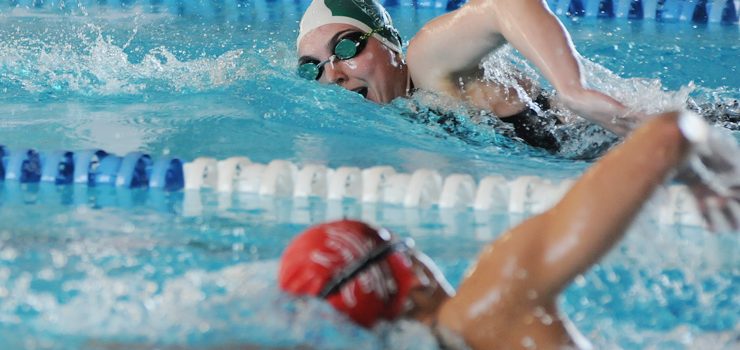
[430,94,562,152]
[499,94,561,152]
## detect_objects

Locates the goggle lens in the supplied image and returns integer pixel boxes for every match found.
[334,38,360,60]
[298,63,320,80]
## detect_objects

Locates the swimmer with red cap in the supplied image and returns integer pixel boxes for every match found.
[280,111,740,349]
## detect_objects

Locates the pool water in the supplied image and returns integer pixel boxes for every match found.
[0,2,738,349]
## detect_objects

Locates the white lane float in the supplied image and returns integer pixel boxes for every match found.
[259,160,297,196]
[404,169,443,208]
[184,157,218,190]
[294,164,330,198]
[328,166,363,200]
[178,158,705,226]
[217,157,251,193]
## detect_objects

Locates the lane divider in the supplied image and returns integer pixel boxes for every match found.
[0,146,704,227]
[6,0,737,25]
[0,146,184,191]
[183,156,704,228]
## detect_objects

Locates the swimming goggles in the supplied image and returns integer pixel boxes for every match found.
[318,235,414,298]
[298,29,379,81]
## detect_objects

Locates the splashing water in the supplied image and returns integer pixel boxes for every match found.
[478,43,738,158]
[0,8,737,350]
[1,23,255,96]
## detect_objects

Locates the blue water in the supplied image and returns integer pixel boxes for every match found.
[0,3,738,350]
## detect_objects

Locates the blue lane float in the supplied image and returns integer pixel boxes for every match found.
[40,151,75,185]
[722,0,739,23]
[692,0,709,23]
[73,150,108,185]
[0,146,5,180]
[598,0,615,17]
[555,0,737,24]
[568,0,587,16]
[629,0,645,19]
[445,0,466,11]
[0,146,184,192]
[5,149,42,183]
[115,152,153,188]
[150,157,185,192]
[95,155,123,186]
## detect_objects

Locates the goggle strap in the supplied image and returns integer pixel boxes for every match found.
[318,240,409,298]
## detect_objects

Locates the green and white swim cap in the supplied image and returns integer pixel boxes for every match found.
[297,0,403,54]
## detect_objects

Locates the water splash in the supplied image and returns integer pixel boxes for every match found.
[0,12,737,350]
[579,57,694,114]
[476,44,738,158]
[29,259,438,349]
[0,192,736,349]
[1,22,255,96]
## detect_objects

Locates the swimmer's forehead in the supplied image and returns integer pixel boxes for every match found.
[297,24,363,63]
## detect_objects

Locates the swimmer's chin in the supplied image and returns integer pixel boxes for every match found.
[357,87,399,104]
[364,91,385,104]
[365,90,395,104]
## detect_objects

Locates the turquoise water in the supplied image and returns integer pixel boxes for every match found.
[0,3,739,350]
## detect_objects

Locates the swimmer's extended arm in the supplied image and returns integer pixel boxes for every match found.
[408,0,635,135]
[438,112,692,346]
[510,113,690,295]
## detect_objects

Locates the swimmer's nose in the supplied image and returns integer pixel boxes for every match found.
[322,59,348,86]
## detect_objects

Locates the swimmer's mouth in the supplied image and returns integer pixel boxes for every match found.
[353,87,369,99]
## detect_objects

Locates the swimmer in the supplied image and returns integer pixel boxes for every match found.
[296,0,645,151]
[279,111,740,349]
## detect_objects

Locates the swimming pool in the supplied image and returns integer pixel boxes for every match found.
[0,1,738,349]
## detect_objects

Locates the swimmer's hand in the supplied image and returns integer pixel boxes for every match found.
[683,179,740,232]
[676,112,740,232]
[557,88,645,136]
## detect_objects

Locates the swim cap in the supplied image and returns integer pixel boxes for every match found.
[278,220,417,328]
[297,0,403,54]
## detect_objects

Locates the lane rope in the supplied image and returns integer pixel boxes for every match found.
[0,145,703,226]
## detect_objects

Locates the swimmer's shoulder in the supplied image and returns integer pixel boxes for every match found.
[405,36,453,93]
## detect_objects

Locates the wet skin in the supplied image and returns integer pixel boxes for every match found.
[297,23,536,118]
[297,0,649,136]
[298,23,409,104]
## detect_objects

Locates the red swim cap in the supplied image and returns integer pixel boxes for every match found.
[278,220,417,328]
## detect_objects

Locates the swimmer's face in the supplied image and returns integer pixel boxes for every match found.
[402,251,454,324]
[298,23,408,104]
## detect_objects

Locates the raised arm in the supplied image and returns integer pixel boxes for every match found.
[408,0,636,135]
[514,113,690,295]
[437,112,710,348]
[493,112,693,293]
